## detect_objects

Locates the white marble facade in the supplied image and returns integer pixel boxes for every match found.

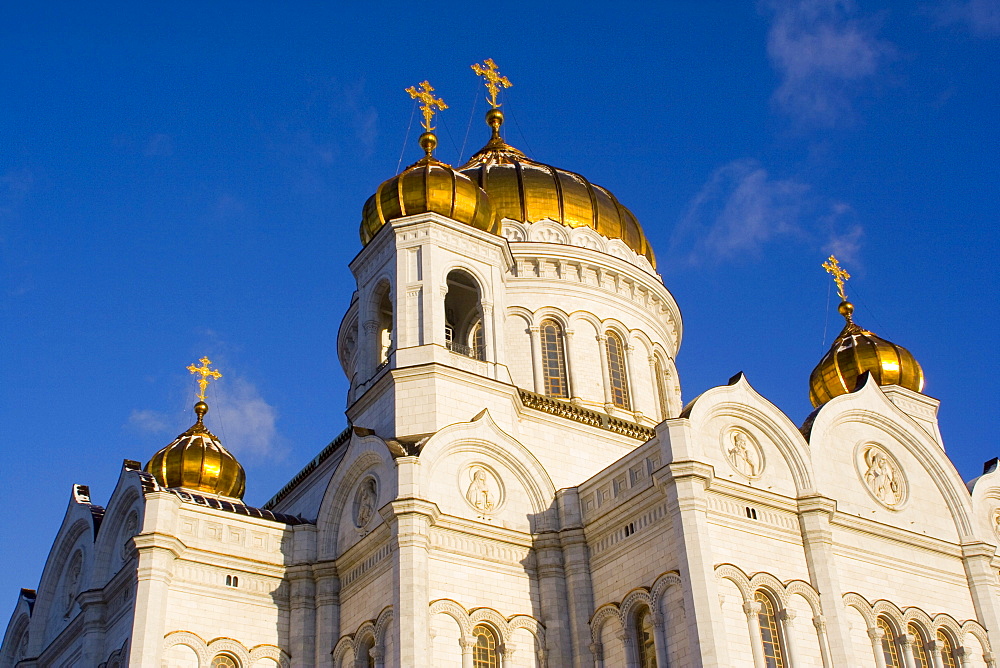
[4,210,1000,668]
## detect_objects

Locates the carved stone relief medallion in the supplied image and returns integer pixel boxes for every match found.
[120,512,138,561]
[721,428,764,480]
[856,444,907,509]
[991,508,1000,542]
[353,476,378,530]
[461,463,505,516]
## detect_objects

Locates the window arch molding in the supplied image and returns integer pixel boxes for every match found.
[906,622,933,668]
[877,615,905,668]
[934,627,961,668]
[438,263,493,304]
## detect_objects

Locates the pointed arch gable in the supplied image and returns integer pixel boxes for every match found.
[417,410,557,524]
[681,374,813,493]
[317,432,396,559]
[808,380,975,539]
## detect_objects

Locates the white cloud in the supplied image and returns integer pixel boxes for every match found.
[670,159,862,264]
[128,408,170,434]
[764,0,894,125]
[206,377,282,460]
[933,0,1000,37]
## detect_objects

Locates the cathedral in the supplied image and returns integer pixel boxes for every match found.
[4,61,1000,668]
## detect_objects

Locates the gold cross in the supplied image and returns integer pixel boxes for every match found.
[471,58,512,108]
[406,81,448,132]
[187,357,222,402]
[822,255,851,301]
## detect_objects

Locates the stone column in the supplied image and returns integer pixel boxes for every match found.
[651,611,669,668]
[288,564,316,666]
[128,535,181,665]
[869,627,889,668]
[927,640,945,668]
[900,633,918,668]
[533,532,573,666]
[589,642,604,668]
[564,329,579,402]
[382,464,438,668]
[596,334,614,412]
[779,609,801,668]
[529,325,545,393]
[481,301,495,367]
[313,562,340,668]
[647,355,663,421]
[461,637,476,668]
[813,615,835,668]
[558,489,597,668]
[797,495,858,665]
[501,643,517,668]
[744,601,767,668]
[985,650,997,668]
[961,542,1000,655]
[954,646,968,668]
[363,320,380,375]
[370,646,385,668]
[78,589,106,667]
[618,631,636,667]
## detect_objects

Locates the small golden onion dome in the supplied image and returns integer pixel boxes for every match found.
[145,400,246,499]
[459,109,655,267]
[360,131,497,245]
[809,300,925,407]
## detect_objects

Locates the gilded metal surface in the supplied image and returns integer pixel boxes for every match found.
[405,80,447,132]
[145,400,246,499]
[458,110,656,266]
[809,258,924,407]
[471,58,512,108]
[186,356,221,402]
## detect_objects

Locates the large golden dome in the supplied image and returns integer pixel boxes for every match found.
[809,300,924,407]
[145,401,246,499]
[360,132,497,245]
[459,109,655,266]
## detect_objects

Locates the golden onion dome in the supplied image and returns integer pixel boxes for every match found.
[145,400,246,499]
[458,109,655,267]
[360,132,497,245]
[809,300,924,407]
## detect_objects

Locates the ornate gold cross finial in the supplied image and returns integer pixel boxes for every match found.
[822,255,851,301]
[471,58,512,108]
[187,357,222,402]
[406,80,448,132]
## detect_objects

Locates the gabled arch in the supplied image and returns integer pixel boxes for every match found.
[317,433,395,559]
[92,469,147,587]
[679,373,814,493]
[589,603,623,645]
[418,410,557,527]
[807,379,975,539]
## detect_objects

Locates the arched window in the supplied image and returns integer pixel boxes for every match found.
[636,608,657,668]
[878,617,903,668]
[377,288,393,366]
[937,631,959,668]
[755,591,786,668]
[605,331,630,409]
[471,624,500,668]
[210,655,239,668]
[908,624,931,668]
[540,319,569,398]
[355,637,376,668]
[654,356,669,419]
[445,270,485,360]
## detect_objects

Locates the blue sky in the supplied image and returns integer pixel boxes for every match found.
[1,1,998,603]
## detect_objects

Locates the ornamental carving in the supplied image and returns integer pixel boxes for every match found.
[353,477,378,530]
[722,429,764,479]
[462,464,504,516]
[857,444,906,508]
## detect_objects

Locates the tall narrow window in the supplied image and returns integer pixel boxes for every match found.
[469,320,485,360]
[471,624,500,668]
[878,617,903,668]
[445,270,484,360]
[605,332,631,409]
[937,631,959,668]
[636,608,657,668]
[378,288,393,365]
[908,624,931,668]
[540,319,569,398]
[755,591,785,668]
[654,357,669,419]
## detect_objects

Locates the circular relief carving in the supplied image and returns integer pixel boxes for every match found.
[353,477,378,530]
[461,463,505,516]
[991,508,1000,542]
[856,444,907,509]
[721,428,764,480]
